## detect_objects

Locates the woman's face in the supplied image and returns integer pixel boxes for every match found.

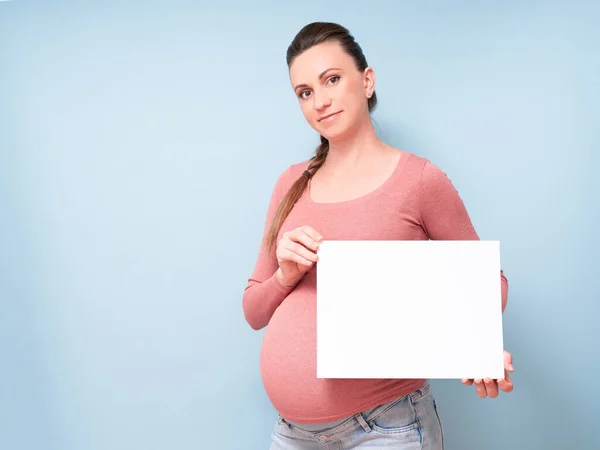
[289,41,374,141]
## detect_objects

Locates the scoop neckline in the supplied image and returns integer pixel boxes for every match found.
[305,150,409,207]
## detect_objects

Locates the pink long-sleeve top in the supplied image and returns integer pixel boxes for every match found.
[243,150,508,424]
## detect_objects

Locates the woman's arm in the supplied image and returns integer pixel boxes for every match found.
[417,160,509,312]
[242,167,296,330]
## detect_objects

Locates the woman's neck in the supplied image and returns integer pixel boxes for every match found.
[324,119,387,170]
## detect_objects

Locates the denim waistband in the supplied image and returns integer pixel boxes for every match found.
[286,415,349,432]
[280,382,431,435]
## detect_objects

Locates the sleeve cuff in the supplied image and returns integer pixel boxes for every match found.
[271,271,297,295]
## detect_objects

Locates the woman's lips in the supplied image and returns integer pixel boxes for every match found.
[318,111,342,122]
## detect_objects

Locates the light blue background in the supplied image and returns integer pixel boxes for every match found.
[1,1,598,449]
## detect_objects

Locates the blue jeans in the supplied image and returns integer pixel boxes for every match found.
[270,382,444,449]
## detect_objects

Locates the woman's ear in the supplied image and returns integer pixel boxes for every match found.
[363,66,376,98]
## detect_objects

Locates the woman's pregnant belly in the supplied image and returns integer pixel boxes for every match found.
[259,277,424,424]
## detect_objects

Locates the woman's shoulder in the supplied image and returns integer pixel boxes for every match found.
[279,158,313,181]
[399,150,449,181]
[269,158,312,196]
[288,158,312,177]
[401,151,463,201]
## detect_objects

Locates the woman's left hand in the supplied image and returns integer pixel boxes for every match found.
[461,350,514,398]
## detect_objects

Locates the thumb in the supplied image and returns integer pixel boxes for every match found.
[504,350,514,372]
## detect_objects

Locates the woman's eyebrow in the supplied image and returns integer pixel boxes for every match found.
[294,68,342,91]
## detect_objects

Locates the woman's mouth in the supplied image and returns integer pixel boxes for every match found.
[318,111,342,122]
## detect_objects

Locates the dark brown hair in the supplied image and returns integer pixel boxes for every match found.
[264,22,378,252]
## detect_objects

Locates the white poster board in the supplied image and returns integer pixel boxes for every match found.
[316,240,505,379]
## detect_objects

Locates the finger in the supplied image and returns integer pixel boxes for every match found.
[461,379,474,386]
[498,371,514,393]
[278,247,314,267]
[299,226,323,243]
[302,225,323,242]
[289,229,321,253]
[276,233,318,266]
[504,350,514,372]
[474,379,487,398]
[279,233,319,262]
[286,241,319,263]
[484,378,499,398]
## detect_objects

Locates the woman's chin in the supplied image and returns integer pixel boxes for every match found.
[320,127,351,143]
[316,123,352,142]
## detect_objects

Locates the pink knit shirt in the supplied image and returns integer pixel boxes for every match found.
[243,150,508,424]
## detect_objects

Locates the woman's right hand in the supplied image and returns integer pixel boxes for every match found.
[275,225,323,287]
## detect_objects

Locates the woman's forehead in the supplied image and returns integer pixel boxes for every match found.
[289,42,354,83]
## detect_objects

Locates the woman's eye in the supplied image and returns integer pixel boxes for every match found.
[298,77,338,99]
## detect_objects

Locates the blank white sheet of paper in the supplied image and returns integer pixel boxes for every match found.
[316,240,504,380]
